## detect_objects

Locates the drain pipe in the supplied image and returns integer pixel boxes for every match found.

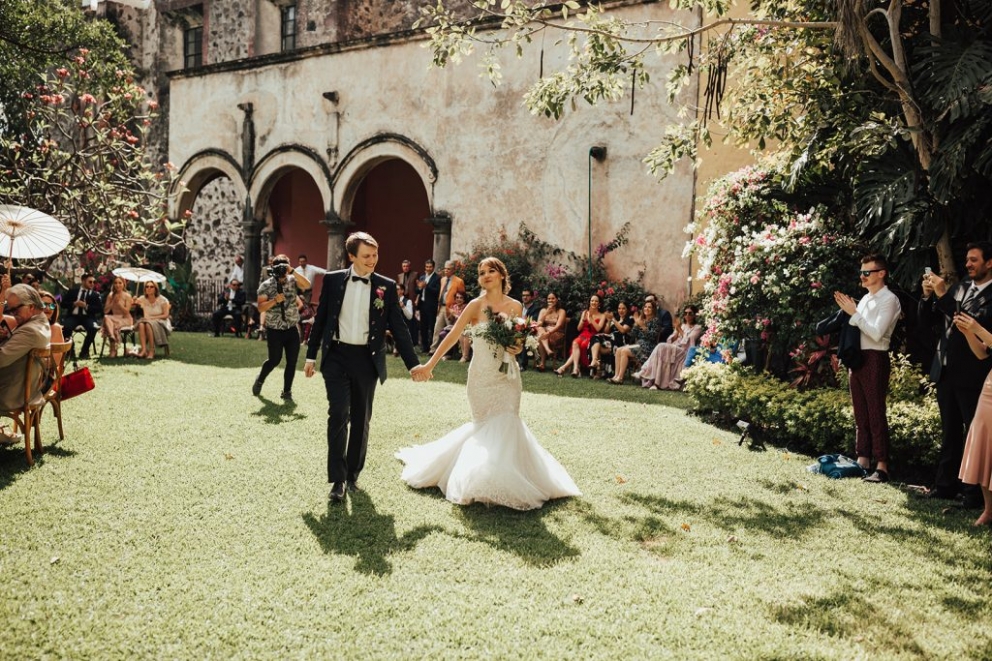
[588,145,607,284]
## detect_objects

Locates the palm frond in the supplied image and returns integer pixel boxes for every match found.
[913,33,992,123]
[929,112,992,202]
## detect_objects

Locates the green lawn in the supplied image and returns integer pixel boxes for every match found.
[1,332,990,659]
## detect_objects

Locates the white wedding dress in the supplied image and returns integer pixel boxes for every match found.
[396,336,581,510]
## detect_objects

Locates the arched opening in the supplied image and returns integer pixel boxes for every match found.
[265,169,327,297]
[349,158,432,278]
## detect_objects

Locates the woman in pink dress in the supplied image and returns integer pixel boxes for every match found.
[101,276,134,358]
[953,311,992,526]
[637,305,703,390]
[555,294,607,378]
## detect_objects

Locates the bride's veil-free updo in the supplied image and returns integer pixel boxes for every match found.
[478,257,511,294]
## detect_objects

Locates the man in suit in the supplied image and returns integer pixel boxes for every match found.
[518,287,542,371]
[397,259,419,344]
[304,232,424,502]
[62,272,102,360]
[430,260,466,352]
[919,241,992,507]
[211,279,247,336]
[416,259,440,353]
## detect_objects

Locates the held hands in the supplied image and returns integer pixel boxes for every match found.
[834,291,858,316]
[410,364,433,382]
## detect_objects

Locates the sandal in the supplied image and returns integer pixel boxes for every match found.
[555,367,566,377]
[571,372,579,378]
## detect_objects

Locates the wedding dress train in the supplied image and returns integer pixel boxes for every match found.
[396,336,580,510]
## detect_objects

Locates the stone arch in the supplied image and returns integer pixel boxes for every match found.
[333,133,437,221]
[248,145,333,219]
[170,150,247,220]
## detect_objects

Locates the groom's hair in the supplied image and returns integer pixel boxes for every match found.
[345,232,378,257]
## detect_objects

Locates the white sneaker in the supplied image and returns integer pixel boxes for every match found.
[0,430,24,446]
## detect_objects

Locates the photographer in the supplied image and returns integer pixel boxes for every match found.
[251,254,311,401]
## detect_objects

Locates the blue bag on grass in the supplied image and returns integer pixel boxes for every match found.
[807,454,868,479]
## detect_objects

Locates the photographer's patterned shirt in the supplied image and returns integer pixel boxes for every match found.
[258,276,300,330]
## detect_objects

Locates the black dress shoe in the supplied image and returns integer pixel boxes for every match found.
[863,470,889,483]
[329,482,345,501]
[347,480,361,493]
[280,390,293,401]
[918,487,958,500]
[962,495,985,509]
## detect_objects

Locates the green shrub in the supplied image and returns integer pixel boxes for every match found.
[683,359,941,477]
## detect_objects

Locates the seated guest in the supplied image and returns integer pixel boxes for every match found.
[0,284,51,445]
[211,279,247,337]
[62,272,102,360]
[535,292,566,371]
[133,281,171,360]
[40,292,64,343]
[609,299,663,384]
[637,305,703,390]
[590,301,633,379]
[556,293,607,377]
[100,276,133,357]
[438,290,472,361]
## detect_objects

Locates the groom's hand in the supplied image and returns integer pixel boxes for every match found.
[410,364,432,382]
[304,360,316,378]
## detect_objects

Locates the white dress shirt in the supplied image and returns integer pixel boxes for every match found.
[295,263,327,287]
[338,268,371,345]
[849,285,901,350]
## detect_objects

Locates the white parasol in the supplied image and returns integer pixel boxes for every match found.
[112,267,168,297]
[0,204,71,271]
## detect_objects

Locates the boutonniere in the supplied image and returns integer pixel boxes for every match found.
[374,286,386,310]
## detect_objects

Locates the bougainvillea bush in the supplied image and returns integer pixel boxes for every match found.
[685,166,862,362]
[453,223,654,317]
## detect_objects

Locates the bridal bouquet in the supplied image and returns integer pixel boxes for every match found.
[475,307,539,373]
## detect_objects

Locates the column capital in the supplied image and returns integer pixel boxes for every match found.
[426,210,452,233]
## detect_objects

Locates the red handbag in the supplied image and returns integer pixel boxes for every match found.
[61,367,95,400]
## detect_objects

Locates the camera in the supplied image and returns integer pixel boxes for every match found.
[267,263,290,278]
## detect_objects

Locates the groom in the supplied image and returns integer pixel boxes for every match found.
[304,232,425,502]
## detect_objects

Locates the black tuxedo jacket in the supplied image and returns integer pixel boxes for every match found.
[64,287,102,319]
[919,280,992,387]
[417,272,441,314]
[522,301,541,322]
[306,270,419,383]
[216,289,247,309]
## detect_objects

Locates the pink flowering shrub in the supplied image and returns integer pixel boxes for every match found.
[685,167,861,363]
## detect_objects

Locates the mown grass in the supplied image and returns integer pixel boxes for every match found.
[1,332,990,659]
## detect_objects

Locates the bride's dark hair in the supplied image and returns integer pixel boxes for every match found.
[478,257,511,294]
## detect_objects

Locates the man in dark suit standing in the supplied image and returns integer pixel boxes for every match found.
[416,259,440,353]
[397,259,419,345]
[304,232,424,502]
[919,242,992,508]
[63,272,102,359]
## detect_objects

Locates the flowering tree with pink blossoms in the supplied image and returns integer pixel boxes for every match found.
[685,166,861,368]
[0,47,184,274]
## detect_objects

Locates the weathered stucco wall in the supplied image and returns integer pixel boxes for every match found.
[168,3,701,302]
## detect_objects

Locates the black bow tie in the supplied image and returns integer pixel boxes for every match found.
[351,275,369,284]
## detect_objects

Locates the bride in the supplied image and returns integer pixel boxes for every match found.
[399,257,581,510]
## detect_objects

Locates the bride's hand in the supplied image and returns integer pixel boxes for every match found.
[505,343,523,356]
[411,364,433,382]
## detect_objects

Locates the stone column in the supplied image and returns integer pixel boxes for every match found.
[242,197,263,299]
[322,210,353,270]
[427,211,452,265]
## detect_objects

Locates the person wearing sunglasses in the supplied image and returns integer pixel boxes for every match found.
[0,284,51,446]
[62,273,102,360]
[833,253,902,484]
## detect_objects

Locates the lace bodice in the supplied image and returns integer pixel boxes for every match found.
[467,336,521,423]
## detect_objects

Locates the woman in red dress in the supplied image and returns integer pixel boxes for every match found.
[556,294,607,377]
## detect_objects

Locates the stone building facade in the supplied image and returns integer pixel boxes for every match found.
[101,0,702,305]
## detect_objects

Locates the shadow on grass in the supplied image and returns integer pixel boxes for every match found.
[302,490,443,576]
[453,499,581,567]
[0,443,77,491]
[250,397,307,424]
[769,589,927,657]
